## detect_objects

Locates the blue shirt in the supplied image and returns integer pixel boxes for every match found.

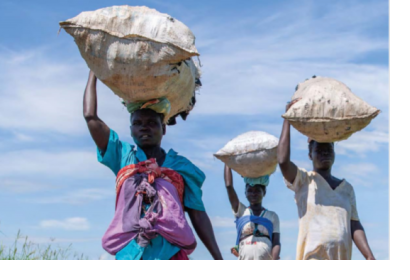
[97,129,206,260]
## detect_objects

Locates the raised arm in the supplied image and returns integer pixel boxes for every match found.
[224,164,240,213]
[351,220,376,260]
[83,70,111,151]
[277,99,300,184]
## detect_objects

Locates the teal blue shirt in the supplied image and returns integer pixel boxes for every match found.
[97,129,205,260]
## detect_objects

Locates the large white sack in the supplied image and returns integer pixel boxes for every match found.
[59,5,200,123]
[282,76,380,142]
[214,131,279,178]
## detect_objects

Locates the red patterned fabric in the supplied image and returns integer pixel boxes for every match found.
[169,249,189,260]
[115,159,185,208]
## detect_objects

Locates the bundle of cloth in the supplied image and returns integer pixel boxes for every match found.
[102,159,197,258]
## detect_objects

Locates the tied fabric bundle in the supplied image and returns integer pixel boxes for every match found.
[244,175,270,187]
[102,159,196,255]
[123,97,171,116]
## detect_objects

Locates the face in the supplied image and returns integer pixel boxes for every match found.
[130,109,166,148]
[245,184,265,205]
[309,142,335,170]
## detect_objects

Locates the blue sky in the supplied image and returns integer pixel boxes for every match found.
[0,0,388,260]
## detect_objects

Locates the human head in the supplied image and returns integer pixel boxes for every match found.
[308,140,335,170]
[245,184,266,205]
[130,108,166,148]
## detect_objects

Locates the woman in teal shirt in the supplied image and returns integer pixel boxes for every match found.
[83,70,222,260]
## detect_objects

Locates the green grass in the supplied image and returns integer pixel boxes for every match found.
[0,230,87,260]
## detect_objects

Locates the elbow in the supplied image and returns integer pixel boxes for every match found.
[277,154,288,166]
[225,183,233,189]
[83,114,97,122]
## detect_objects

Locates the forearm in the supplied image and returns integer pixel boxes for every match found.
[187,209,223,260]
[224,165,239,212]
[278,119,291,165]
[277,119,297,183]
[83,70,110,150]
[83,71,98,119]
[351,221,375,260]
[271,245,280,260]
[271,233,281,260]
[224,164,233,187]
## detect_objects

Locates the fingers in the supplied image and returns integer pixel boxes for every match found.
[286,97,302,111]
[290,97,302,105]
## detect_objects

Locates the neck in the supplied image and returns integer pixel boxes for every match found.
[141,145,163,161]
[249,203,263,213]
[315,167,332,180]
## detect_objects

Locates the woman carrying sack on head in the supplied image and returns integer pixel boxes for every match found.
[223,164,280,260]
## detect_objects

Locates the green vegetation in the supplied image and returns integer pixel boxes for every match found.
[0,230,87,260]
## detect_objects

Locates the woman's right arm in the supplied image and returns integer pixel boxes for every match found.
[277,99,301,184]
[83,70,111,151]
[224,164,240,213]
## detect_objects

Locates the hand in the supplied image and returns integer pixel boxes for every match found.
[231,247,239,257]
[285,98,302,112]
[88,70,97,81]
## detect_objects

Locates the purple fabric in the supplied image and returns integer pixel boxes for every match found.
[102,175,197,255]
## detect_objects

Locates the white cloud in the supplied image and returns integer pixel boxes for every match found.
[337,162,380,187]
[0,149,112,179]
[190,155,220,172]
[0,0,388,137]
[0,179,60,193]
[340,162,379,176]
[39,217,90,231]
[336,130,389,155]
[33,188,113,205]
[22,236,99,244]
[0,50,86,135]
[186,0,388,118]
[12,132,35,142]
[210,216,235,228]
[0,47,132,136]
[281,220,299,229]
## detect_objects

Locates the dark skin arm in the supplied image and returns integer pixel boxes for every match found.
[83,70,110,150]
[272,233,281,261]
[277,98,301,184]
[224,164,240,213]
[351,220,376,260]
[186,208,223,260]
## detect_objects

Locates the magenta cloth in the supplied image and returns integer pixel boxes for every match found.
[102,174,196,255]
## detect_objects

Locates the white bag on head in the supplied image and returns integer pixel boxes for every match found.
[214,131,279,178]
